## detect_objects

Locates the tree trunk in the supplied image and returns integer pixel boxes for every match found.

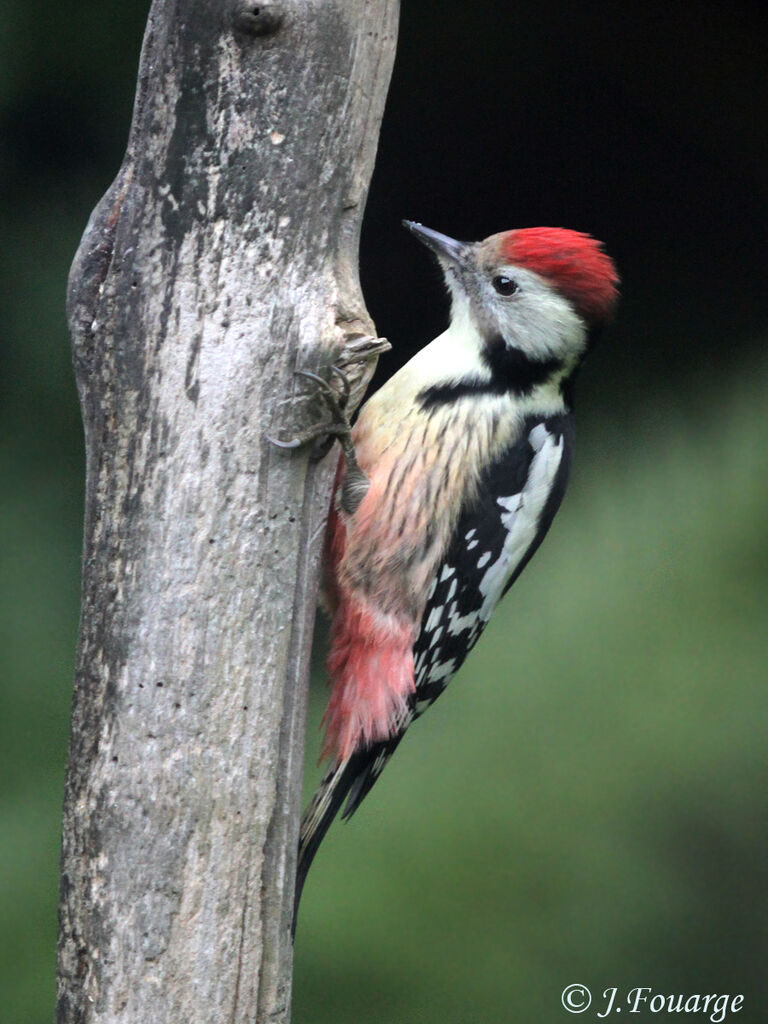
[57,1,398,1021]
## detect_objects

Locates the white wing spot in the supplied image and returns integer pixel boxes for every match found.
[447,602,479,637]
[429,659,456,683]
[528,423,550,451]
[439,564,455,582]
[429,626,444,648]
[477,551,491,568]
[425,605,442,632]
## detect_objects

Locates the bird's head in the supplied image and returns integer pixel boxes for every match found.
[404,221,619,371]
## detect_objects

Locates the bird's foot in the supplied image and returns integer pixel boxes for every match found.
[267,366,351,452]
[267,364,370,515]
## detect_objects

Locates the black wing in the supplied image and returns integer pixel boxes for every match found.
[295,414,573,927]
[412,412,573,711]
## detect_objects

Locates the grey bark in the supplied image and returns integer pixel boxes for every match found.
[57,1,398,1021]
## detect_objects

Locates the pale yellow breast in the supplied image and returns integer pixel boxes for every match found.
[338,383,522,623]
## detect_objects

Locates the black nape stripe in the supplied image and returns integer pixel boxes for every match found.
[417,337,564,410]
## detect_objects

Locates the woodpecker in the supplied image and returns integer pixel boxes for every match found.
[285,221,619,923]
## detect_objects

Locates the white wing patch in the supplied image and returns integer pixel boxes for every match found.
[442,424,564,635]
[474,423,564,621]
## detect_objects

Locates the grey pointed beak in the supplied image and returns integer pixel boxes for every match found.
[402,220,468,265]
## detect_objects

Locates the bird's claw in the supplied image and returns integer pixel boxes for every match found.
[268,362,371,515]
[265,434,304,450]
[294,366,351,407]
[267,365,353,454]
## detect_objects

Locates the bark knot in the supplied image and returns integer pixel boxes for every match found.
[233,1,284,37]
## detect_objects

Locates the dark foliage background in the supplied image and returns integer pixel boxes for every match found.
[1,2,766,1021]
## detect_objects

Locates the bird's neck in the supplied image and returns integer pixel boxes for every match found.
[404,312,575,417]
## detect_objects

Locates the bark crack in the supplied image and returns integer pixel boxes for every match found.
[230,858,251,1024]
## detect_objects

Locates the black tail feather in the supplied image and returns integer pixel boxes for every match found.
[293,754,364,936]
[293,738,401,935]
[340,733,404,820]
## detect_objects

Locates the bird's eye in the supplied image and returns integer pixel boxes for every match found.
[492,275,518,296]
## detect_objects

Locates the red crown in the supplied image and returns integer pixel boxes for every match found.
[499,227,619,326]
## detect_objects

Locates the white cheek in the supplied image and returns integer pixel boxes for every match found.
[487,267,587,361]
[504,293,585,360]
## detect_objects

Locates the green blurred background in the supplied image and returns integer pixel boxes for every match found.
[1,2,767,1021]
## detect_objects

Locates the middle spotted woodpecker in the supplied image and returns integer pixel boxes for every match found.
[285,221,619,920]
